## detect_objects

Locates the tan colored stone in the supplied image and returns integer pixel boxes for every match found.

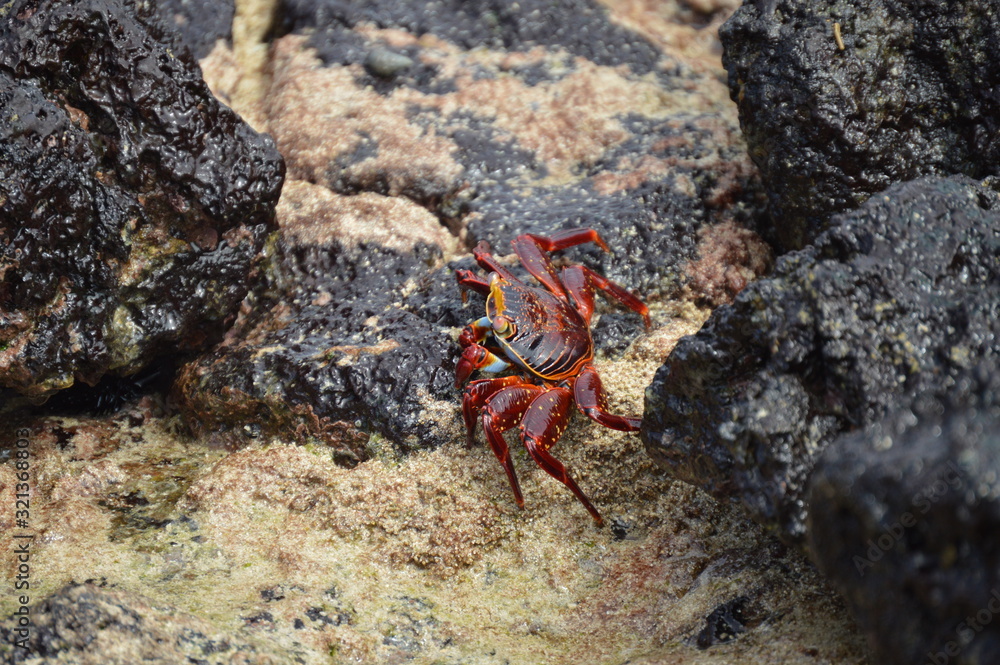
[278,180,458,257]
[267,36,465,198]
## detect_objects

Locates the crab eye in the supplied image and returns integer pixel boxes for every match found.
[492,315,515,338]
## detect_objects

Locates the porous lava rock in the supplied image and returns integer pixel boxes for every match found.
[0,582,284,663]
[642,175,1000,543]
[278,0,669,79]
[151,0,235,60]
[0,0,284,397]
[808,363,1000,665]
[721,0,1000,249]
[269,0,762,297]
[174,182,461,458]
[174,0,765,452]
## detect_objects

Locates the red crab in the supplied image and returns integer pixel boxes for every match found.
[455,228,651,526]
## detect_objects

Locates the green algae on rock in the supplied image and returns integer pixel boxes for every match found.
[1,375,868,664]
[0,582,287,664]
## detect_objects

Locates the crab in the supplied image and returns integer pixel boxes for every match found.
[455,228,651,526]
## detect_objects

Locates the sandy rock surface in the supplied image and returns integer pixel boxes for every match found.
[0,1,868,664]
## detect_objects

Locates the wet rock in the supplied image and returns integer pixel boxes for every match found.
[642,175,1000,543]
[278,0,667,78]
[173,181,461,455]
[149,0,235,59]
[721,0,1000,249]
[0,582,285,664]
[464,133,768,300]
[809,363,1000,665]
[689,596,749,648]
[465,174,718,300]
[0,0,284,397]
[176,0,764,451]
[268,0,761,291]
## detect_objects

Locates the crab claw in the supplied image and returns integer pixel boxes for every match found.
[455,344,510,388]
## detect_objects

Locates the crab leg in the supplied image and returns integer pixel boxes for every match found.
[471,242,520,283]
[558,265,596,324]
[573,364,641,432]
[510,228,611,296]
[520,387,604,526]
[461,376,523,447]
[526,228,610,252]
[560,265,651,329]
[456,268,491,304]
[510,237,567,297]
[482,384,546,509]
[455,343,510,387]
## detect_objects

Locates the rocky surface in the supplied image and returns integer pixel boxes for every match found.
[0,394,867,664]
[643,175,1000,543]
[173,181,461,457]
[0,0,873,663]
[174,0,768,452]
[721,0,1000,249]
[269,0,764,296]
[809,363,1000,665]
[0,0,284,397]
[638,2,1000,663]
[0,582,284,664]
[152,0,236,60]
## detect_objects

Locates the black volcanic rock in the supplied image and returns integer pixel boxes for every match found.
[174,0,763,453]
[0,582,282,663]
[721,0,1000,249]
[151,0,235,59]
[0,0,283,397]
[642,175,1000,543]
[278,0,666,78]
[172,184,462,458]
[809,363,1000,665]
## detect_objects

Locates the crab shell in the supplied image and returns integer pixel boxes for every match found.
[486,273,593,382]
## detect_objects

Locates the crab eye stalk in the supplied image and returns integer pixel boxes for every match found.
[492,315,515,338]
